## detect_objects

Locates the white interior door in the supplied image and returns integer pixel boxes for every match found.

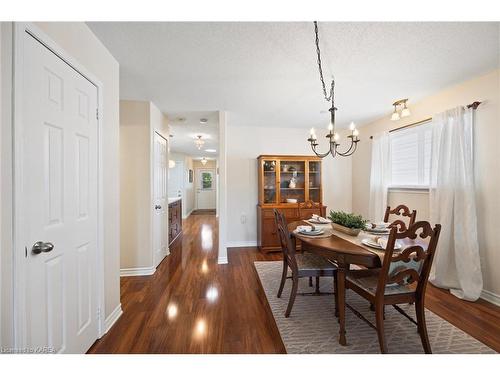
[22,31,99,353]
[153,132,169,266]
[168,160,183,199]
[196,168,216,210]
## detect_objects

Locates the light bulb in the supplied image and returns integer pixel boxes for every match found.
[391,111,400,121]
[401,107,411,118]
[310,128,316,139]
[333,133,340,141]
[353,129,359,137]
[328,122,334,132]
[349,122,356,131]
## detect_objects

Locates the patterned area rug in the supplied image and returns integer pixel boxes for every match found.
[254,261,495,354]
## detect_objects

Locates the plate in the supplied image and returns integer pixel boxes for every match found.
[298,229,324,236]
[364,228,390,234]
[361,238,402,250]
[308,219,331,224]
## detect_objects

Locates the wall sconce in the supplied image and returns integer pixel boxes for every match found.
[391,98,411,121]
[169,160,176,169]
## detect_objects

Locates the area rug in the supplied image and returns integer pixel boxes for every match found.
[254,261,495,354]
[191,209,216,215]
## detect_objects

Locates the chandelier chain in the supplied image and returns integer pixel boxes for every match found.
[314,21,334,103]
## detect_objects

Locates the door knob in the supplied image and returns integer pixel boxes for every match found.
[32,241,54,255]
[155,205,162,209]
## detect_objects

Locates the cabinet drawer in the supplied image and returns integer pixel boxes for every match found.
[262,208,298,219]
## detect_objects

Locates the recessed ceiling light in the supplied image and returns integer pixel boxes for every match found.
[205,149,217,153]
[176,117,186,123]
[200,118,208,124]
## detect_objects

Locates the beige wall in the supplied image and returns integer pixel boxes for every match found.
[120,101,152,269]
[226,125,352,246]
[120,100,169,271]
[352,69,500,299]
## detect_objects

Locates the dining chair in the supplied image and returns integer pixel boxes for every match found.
[384,204,417,232]
[345,221,442,353]
[273,209,338,318]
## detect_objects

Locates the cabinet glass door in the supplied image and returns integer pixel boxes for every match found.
[308,161,321,203]
[280,160,305,203]
[262,160,277,204]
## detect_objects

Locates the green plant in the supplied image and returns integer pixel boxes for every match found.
[328,210,368,230]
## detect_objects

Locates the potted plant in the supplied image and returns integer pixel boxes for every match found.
[328,210,368,236]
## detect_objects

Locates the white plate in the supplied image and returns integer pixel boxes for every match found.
[361,238,402,250]
[298,229,324,236]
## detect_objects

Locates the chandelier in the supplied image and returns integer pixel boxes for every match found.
[307,22,360,158]
[194,135,205,150]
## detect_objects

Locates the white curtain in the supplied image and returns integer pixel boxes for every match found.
[429,106,483,301]
[369,132,391,222]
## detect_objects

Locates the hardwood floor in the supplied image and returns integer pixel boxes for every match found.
[88,214,500,353]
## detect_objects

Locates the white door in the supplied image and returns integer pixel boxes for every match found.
[22,32,99,353]
[196,168,216,209]
[168,160,183,199]
[153,132,169,266]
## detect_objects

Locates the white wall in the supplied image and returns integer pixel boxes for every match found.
[226,125,352,246]
[352,69,500,301]
[0,22,120,346]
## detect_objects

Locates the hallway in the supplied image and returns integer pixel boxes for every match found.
[88,213,285,353]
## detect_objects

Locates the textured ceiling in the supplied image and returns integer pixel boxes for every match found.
[88,22,499,129]
[168,111,219,157]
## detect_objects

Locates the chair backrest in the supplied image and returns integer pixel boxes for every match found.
[376,221,441,298]
[273,209,298,273]
[384,204,417,232]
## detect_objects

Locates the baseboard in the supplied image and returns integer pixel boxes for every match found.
[183,209,194,219]
[120,266,156,277]
[226,240,257,248]
[104,304,123,334]
[218,256,228,264]
[480,289,500,306]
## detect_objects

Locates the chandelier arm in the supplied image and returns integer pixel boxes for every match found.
[336,140,359,157]
[310,142,332,158]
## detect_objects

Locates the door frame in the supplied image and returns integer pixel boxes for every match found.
[12,22,106,348]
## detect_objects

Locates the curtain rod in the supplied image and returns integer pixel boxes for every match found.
[369,101,481,139]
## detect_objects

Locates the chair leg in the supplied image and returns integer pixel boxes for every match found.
[375,302,388,354]
[285,275,299,318]
[277,260,288,298]
[315,276,320,294]
[333,274,339,318]
[309,277,313,287]
[415,299,432,354]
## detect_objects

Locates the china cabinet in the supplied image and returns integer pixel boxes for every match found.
[257,155,326,252]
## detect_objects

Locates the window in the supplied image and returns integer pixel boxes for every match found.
[389,121,432,188]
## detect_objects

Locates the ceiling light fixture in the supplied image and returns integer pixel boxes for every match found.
[169,160,176,169]
[201,157,208,166]
[200,118,208,124]
[194,135,205,150]
[307,22,360,159]
[391,98,411,121]
[205,149,217,153]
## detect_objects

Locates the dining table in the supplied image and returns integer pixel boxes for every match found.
[288,220,388,346]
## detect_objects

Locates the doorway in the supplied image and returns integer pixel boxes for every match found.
[196,168,217,210]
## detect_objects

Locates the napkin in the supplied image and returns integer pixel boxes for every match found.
[369,222,390,230]
[311,214,331,223]
[297,225,312,232]
[373,236,401,250]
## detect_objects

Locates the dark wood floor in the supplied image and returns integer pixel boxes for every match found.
[88,214,500,353]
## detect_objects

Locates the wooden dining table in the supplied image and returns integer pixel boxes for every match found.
[289,221,384,346]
